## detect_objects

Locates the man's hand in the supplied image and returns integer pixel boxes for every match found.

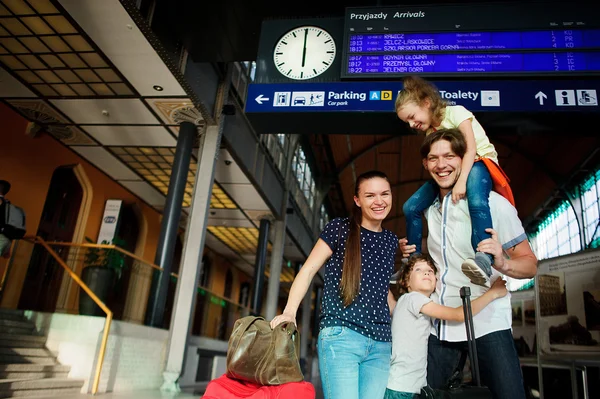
[476,228,506,271]
[399,238,416,258]
[452,179,467,204]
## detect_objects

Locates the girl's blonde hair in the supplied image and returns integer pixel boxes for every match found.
[395,76,447,130]
[397,253,438,295]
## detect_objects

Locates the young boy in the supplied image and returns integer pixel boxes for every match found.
[386,254,507,398]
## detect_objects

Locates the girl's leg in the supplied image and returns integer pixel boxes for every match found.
[465,162,494,276]
[359,337,392,399]
[403,181,438,254]
[318,326,362,399]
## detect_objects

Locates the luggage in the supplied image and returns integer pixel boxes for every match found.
[0,199,26,240]
[226,316,304,385]
[203,374,315,399]
[419,287,493,399]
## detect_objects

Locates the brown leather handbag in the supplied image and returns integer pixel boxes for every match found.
[226,316,304,385]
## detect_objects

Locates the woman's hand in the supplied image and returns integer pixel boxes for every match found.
[399,238,416,258]
[270,312,297,329]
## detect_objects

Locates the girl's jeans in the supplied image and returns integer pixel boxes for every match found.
[318,326,391,399]
[403,161,493,257]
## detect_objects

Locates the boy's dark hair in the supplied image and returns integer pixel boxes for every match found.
[0,180,11,196]
[420,128,467,160]
[397,253,438,295]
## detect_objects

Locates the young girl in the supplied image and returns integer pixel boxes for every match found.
[386,254,507,399]
[396,75,504,286]
[271,170,398,399]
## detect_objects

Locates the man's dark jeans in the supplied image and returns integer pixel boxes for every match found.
[427,330,526,399]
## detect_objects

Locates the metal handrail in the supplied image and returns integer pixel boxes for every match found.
[25,236,112,395]
[27,239,251,311]
[6,236,252,392]
[171,271,253,313]
[38,240,163,271]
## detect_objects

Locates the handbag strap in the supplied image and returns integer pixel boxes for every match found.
[230,316,264,356]
[273,320,300,357]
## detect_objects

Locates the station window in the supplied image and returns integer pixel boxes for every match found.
[261,133,289,177]
[581,169,600,248]
[512,167,600,291]
[529,201,581,261]
[292,146,316,209]
[529,167,600,261]
[242,61,256,81]
[319,204,329,231]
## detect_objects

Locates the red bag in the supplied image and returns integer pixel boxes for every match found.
[203,374,315,399]
[479,158,515,207]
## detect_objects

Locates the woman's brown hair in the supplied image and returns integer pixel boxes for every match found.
[394,76,446,130]
[397,254,438,295]
[340,170,390,307]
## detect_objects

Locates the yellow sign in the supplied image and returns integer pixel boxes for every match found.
[381,90,393,100]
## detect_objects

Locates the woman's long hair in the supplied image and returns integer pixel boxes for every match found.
[340,170,390,307]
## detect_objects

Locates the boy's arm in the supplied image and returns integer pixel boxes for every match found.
[420,279,507,322]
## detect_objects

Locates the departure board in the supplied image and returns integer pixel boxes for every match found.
[348,30,600,53]
[342,4,600,78]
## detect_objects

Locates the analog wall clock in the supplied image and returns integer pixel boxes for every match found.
[273,26,336,80]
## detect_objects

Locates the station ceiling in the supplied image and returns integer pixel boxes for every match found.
[150,0,600,235]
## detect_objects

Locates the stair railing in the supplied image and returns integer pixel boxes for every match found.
[28,236,113,395]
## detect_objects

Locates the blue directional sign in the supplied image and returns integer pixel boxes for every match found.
[245,80,600,113]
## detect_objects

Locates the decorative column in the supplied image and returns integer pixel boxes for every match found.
[251,218,270,315]
[145,121,196,327]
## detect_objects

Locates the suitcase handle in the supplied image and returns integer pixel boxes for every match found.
[460,286,482,387]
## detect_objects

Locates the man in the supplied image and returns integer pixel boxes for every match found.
[0,180,13,258]
[400,129,537,399]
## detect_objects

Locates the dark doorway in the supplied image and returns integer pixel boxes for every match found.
[109,204,140,320]
[19,167,83,312]
[218,269,234,340]
[239,282,250,307]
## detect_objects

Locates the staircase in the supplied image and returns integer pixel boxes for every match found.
[0,309,84,398]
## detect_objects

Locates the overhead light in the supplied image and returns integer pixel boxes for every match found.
[153,85,164,91]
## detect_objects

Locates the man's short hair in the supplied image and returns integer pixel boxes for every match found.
[0,180,10,195]
[420,128,467,160]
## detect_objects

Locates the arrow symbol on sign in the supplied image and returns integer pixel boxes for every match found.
[255,94,269,105]
[535,91,547,105]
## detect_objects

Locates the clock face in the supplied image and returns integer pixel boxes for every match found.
[273,26,336,80]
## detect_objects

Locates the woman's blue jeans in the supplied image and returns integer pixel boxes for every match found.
[318,326,391,399]
[403,162,493,255]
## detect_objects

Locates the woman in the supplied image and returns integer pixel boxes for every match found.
[270,170,398,399]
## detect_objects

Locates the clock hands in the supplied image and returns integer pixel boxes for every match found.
[301,28,308,67]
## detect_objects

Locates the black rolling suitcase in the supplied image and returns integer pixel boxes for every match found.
[419,286,493,399]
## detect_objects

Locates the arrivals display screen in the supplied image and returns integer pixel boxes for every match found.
[342,4,600,78]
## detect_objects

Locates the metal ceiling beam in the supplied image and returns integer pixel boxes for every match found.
[337,135,398,175]
[492,137,562,184]
[522,147,600,231]
[321,135,346,217]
